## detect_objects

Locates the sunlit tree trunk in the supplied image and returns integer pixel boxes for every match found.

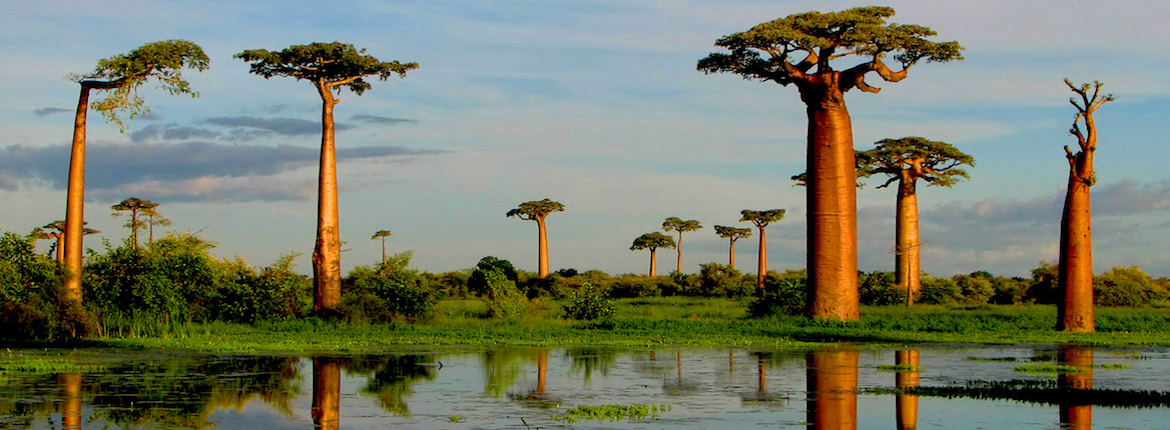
[895,350,919,430]
[803,74,860,321]
[536,216,549,277]
[807,348,859,430]
[728,239,736,268]
[62,85,94,305]
[756,226,767,290]
[1058,170,1094,331]
[895,174,921,305]
[675,232,683,273]
[1059,346,1093,429]
[313,89,342,314]
[60,373,83,430]
[312,358,341,430]
[648,249,657,276]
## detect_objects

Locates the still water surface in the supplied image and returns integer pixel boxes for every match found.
[2,345,1168,429]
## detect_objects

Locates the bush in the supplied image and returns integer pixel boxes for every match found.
[747,277,806,317]
[954,274,994,304]
[697,263,753,298]
[1025,262,1059,304]
[989,276,1029,304]
[467,256,518,297]
[609,275,662,298]
[858,271,906,305]
[480,268,528,318]
[918,275,960,304]
[563,283,615,320]
[342,251,436,322]
[1095,266,1168,307]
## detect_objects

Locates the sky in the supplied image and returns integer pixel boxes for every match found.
[2,0,1169,279]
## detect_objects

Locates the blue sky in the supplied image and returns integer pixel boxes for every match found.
[2,0,1168,278]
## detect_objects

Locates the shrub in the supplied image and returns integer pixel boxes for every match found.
[1025,262,1059,304]
[1095,266,1168,306]
[858,271,906,305]
[467,256,518,297]
[563,283,615,320]
[918,275,961,304]
[697,263,753,298]
[954,274,994,304]
[480,269,528,317]
[609,275,662,298]
[342,251,436,322]
[748,277,806,317]
[989,276,1029,304]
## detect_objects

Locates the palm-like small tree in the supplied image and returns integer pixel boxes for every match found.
[30,221,98,264]
[630,232,675,276]
[111,197,160,250]
[713,225,752,268]
[662,217,702,273]
[740,209,786,290]
[506,199,565,277]
[371,229,392,263]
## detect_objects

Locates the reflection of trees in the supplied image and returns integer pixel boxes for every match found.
[895,350,919,430]
[741,351,789,404]
[1059,346,1093,430]
[482,348,528,398]
[343,354,438,416]
[313,358,340,430]
[61,373,82,430]
[663,350,699,394]
[511,349,561,409]
[566,347,616,385]
[807,348,859,430]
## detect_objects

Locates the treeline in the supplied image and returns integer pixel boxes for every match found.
[2,230,1168,340]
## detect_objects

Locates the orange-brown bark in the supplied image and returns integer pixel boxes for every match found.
[756,226,767,290]
[648,249,657,276]
[802,72,860,321]
[728,239,736,268]
[807,348,859,430]
[312,88,342,314]
[62,85,93,305]
[312,358,341,430]
[536,349,548,395]
[895,171,922,304]
[757,354,767,393]
[60,373,83,430]
[536,216,549,277]
[895,350,919,430]
[1059,346,1093,429]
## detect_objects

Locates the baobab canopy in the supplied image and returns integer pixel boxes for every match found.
[73,39,210,130]
[236,42,418,96]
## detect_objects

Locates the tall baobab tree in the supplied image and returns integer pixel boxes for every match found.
[857,137,973,305]
[699,6,962,320]
[662,217,702,273]
[237,42,417,315]
[630,232,675,277]
[30,221,98,264]
[111,197,159,249]
[506,199,565,277]
[61,40,209,305]
[713,225,752,269]
[142,205,171,245]
[1058,80,1113,333]
[740,209,785,290]
[371,229,392,263]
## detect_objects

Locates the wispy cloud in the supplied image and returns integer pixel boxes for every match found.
[351,114,417,125]
[203,116,354,141]
[33,107,70,117]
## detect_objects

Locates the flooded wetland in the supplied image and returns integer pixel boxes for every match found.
[2,345,1169,429]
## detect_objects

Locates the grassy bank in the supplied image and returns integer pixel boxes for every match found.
[58,298,1170,354]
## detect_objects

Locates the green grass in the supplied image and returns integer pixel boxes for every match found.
[551,403,671,424]
[7,300,1170,353]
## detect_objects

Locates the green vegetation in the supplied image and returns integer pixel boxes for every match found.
[551,403,671,424]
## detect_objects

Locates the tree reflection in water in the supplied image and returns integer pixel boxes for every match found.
[511,349,561,409]
[59,372,82,430]
[742,351,789,404]
[312,357,340,430]
[1059,345,1093,430]
[807,348,859,430]
[345,354,438,416]
[895,350,920,430]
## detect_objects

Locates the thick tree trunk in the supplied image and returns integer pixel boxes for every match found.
[807,348,859,430]
[1059,346,1093,429]
[895,350,920,430]
[728,239,736,268]
[312,357,341,430]
[1058,159,1094,332]
[62,85,92,305]
[802,75,860,321]
[756,227,767,290]
[537,217,549,277]
[649,249,657,277]
[54,234,64,264]
[312,92,342,314]
[675,232,683,273]
[895,176,921,305]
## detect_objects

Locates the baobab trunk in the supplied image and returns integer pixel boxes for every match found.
[807,348,859,430]
[1058,171,1094,332]
[895,174,921,305]
[803,74,860,321]
[728,240,736,268]
[312,92,343,314]
[62,85,94,305]
[676,233,683,273]
[60,373,83,430]
[312,357,341,430]
[1059,346,1093,429]
[648,249,657,277]
[53,234,65,265]
[756,227,767,290]
[895,350,920,430]
[537,217,549,277]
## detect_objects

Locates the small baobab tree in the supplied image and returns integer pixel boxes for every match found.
[30,221,98,264]
[699,6,962,320]
[1058,80,1113,333]
[506,199,565,277]
[857,137,973,305]
[630,232,675,277]
[740,209,785,290]
[60,40,209,305]
[111,197,160,249]
[142,205,170,245]
[713,225,752,269]
[371,229,392,263]
[662,217,702,273]
[236,42,417,315]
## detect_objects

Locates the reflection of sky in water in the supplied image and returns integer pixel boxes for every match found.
[5,346,1169,429]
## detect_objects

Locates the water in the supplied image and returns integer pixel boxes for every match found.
[2,345,1168,429]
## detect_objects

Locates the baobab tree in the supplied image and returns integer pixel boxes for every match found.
[237,42,417,315]
[630,232,675,277]
[713,225,752,268]
[857,137,973,305]
[1058,80,1113,333]
[111,197,160,249]
[30,221,98,264]
[61,40,209,305]
[740,209,786,290]
[371,229,392,263]
[699,6,962,320]
[662,217,702,273]
[142,205,171,245]
[506,199,565,278]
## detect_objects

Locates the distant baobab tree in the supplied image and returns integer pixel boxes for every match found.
[111,197,160,249]
[740,209,785,290]
[371,229,392,263]
[713,225,752,269]
[143,205,171,245]
[506,199,564,277]
[662,217,702,273]
[857,137,973,305]
[61,40,208,305]
[237,42,417,315]
[1058,80,1113,333]
[630,232,675,277]
[30,221,98,264]
[699,6,962,320]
